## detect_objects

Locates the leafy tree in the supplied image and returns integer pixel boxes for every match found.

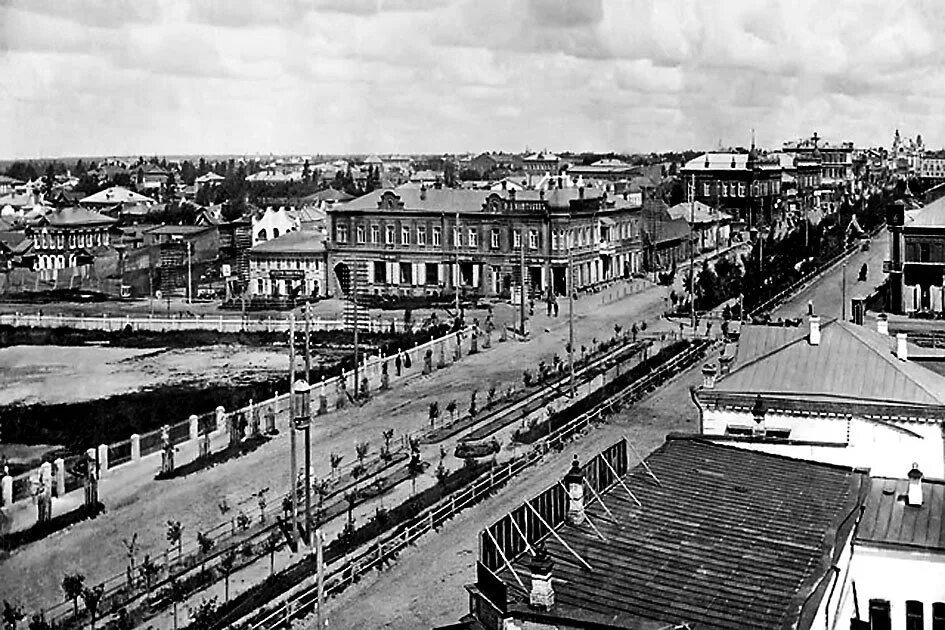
[122,532,140,586]
[180,160,197,186]
[355,441,369,468]
[27,612,51,630]
[429,400,440,428]
[196,531,215,574]
[166,520,183,560]
[80,585,104,630]
[381,428,394,459]
[188,597,219,630]
[2,601,24,630]
[220,550,238,601]
[138,554,160,604]
[330,452,343,479]
[263,531,280,575]
[61,573,85,618]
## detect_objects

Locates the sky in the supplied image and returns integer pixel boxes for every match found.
[1,0,944,159]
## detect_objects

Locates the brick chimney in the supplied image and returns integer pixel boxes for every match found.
[897,332,908,361]
[528,542,555,611]
[702,362,718,389]
[877,312,889,336]
[809,315,821,346]
[564,455,584,525]
[907,464,923,507]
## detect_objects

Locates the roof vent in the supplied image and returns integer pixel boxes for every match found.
[528,542,555,611]
[897,332,908,361]
[877,313,889,336]
[809,315,821,346]
[563,455,585,525]
[419,184,427,201]
[702,362,718,389]
[907,464,923,507]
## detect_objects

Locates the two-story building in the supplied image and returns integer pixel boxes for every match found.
[887,198,945,314]
[680,148,784,227]
[325,185,643,299]
[29,207,117,272]
[665,200,732,253]
[248,230,327,301]
[782,132,855,188]
[522,151,560,188]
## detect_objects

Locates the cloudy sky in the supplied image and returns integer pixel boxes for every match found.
[1,0,943,158]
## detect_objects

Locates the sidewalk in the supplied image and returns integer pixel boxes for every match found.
[0,269,676,619]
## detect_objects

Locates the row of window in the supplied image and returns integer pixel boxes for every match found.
[336,222,636,251]
[37,230,108,250]
[868,599,945,630]
[251,258,320,271]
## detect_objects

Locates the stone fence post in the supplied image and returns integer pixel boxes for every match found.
[189,415,200,441]
[1,472,12,506]
[130,434,141,461]
[97,444,109,473]
[215,406,227,434]
[53,458,65,497]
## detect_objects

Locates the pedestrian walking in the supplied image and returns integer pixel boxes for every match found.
[403,350,411,369]
[394,351,402,376]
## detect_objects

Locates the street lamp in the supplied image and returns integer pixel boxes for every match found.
[292,379,313,543]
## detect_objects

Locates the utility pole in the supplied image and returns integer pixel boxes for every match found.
[520,233,526,335]
[454,211,461,317]
[352,263,360,399]
[316,528,325,628]
[568,224,575,397]
[689,174,696,332]
[288,314,298,548]
[842,263,847,321]
[304,302,311,383]
[186,241,193,304]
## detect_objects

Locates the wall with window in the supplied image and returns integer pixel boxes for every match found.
[836,546,945,630]
[700,408,945,478]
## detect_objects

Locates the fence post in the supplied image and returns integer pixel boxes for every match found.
[0,472,11,507]
[97,444,109,473]
[189,415,199,441]
[53,457,66,497]
[130,434,141,461]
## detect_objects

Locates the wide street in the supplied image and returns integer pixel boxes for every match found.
[0,272,688,618]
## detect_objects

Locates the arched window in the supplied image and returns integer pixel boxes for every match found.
[273,228,280,239]
[257,229,267,241]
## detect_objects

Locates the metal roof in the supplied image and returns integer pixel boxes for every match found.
[496,437,867,630]
[857,476,945,551]
[717,320,945,407]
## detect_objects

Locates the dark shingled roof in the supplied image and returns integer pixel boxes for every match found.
[249,230,326,255]
[496,437,867,630]
[857,476,945,551]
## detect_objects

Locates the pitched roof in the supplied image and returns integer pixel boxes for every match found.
[495,437,867,630]
[908,196,945,228]
[717,320,945,406]
[41,207,117,227]
[80,186,155,205]
[857,475,945,551]
[299,188,354,203]
[343,188,501,213]
[683,153,749,172]
[525,151,559,161]
[666,200,733,224]
[145,224,214,236]
[249,230,326,254]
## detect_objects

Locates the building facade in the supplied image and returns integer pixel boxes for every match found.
[782,132,855,187]
[920,155,945,181]
[887,199,945,314]
[30,207,117,271]
[680,149,784,226]
[248,231,327,299]
[326,186,643,299]
[522,151,560,188]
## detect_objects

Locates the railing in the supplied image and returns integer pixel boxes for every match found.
[0,312,408,334]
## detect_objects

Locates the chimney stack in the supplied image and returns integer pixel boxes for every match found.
[509,188,516,202]
[907,464,923,507]
[751,395,766,437]
[877,313,889,336]
[528,542,555,611]
[702,362,718,389]
[809,316,821,346]
[420,183,427,201]
[578,186,585,200]
[897,333,908,361]
[564,455,585,525]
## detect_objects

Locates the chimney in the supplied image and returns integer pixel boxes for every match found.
[564,455,585,525]
[877,313,889,336]
[509,188,516,202]
[702,362,718,389]
[751,395,766,437]
[528,542,555,611]
[578,186,585,200]
[897,332,908,361]
[809,315,821,346]
[907,464,924,507]
[539,189,545,201]
[419,183,427,201]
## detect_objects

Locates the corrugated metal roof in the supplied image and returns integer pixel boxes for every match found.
[498,438,866,630]
[857,477,945,551]
[717,320,945,406]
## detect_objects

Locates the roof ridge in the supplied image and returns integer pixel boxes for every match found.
[839,321,945,404]
[721,323,818,380]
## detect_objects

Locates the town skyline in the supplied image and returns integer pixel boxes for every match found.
[3,0,945,159]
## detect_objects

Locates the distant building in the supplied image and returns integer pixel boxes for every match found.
[137,164,169,192]
[891,129,924,174]
[252,207,299,245]
[782,132,855,187]
[640,195,692,271]
[665,200,732,253]
[680,148,784,226]
[445,436,869,630]
[695,317,945,477]
[29,207,117,272]
[248,230,327,301]
[79,186,156,211]
[522,151,560,187]
[0,175,23,195]
[566,159,641,182]
[143,224,220,293]
[326,185,643,298]
[919,154,945,181]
